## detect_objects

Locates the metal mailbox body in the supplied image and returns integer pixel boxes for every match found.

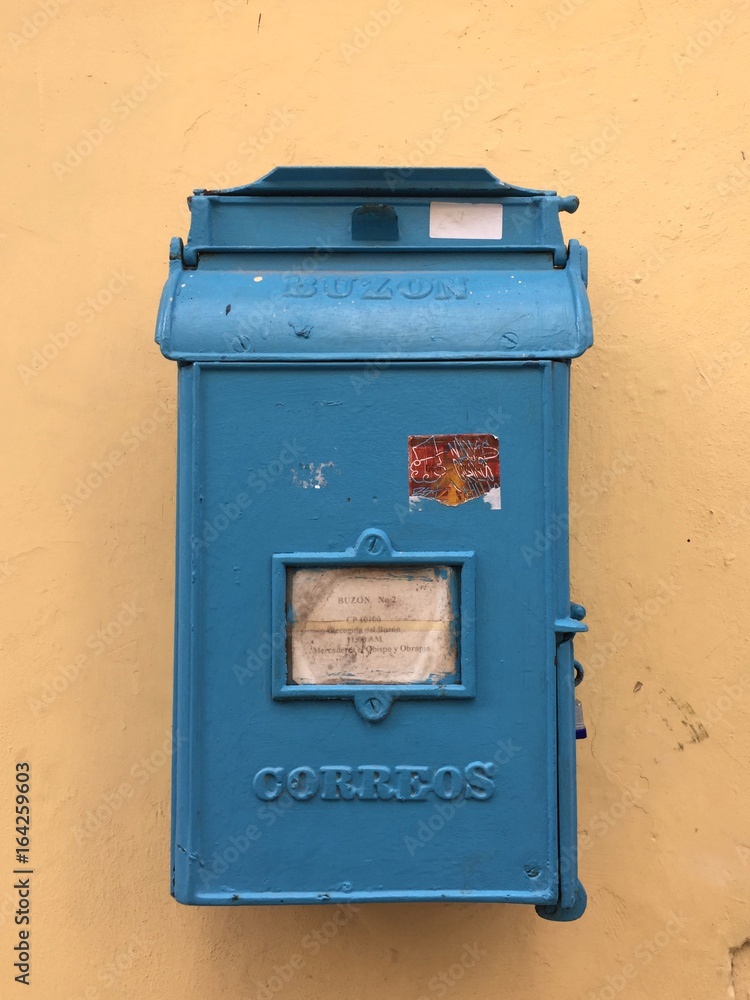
[156,166,593,920]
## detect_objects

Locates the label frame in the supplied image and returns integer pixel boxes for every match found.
[271,528,476,721]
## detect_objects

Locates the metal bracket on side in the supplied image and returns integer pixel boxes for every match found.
[553,602,588,645]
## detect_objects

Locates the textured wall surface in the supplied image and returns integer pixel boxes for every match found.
[1,0,749,997]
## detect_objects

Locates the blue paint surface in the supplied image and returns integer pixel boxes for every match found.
[158,168,592,919]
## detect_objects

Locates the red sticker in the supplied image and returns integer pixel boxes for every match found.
[408,434,500,508]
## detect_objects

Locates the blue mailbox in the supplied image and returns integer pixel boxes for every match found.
[156,166,593,920]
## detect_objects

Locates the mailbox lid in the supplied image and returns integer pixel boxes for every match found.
[156,167,592,363]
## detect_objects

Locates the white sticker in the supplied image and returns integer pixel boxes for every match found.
[288,566,458,685]
[429,202,503,240]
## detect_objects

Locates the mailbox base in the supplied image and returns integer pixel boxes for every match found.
[174,885,575,912]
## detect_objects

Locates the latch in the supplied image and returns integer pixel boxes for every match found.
[555,604,588,740]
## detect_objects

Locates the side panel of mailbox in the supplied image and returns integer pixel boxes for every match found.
[549,359,581,912]
[172,363,200,897]
[171,360,572,904]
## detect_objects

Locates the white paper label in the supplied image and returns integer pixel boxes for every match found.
[429,202,503,240]
[288,566,458,685]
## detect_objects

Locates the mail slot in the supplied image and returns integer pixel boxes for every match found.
[156,166,593,920]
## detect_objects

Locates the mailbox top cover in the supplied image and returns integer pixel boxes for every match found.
[156,166,592,363]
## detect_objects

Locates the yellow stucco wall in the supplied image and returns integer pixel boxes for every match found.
[2,0,749,996]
